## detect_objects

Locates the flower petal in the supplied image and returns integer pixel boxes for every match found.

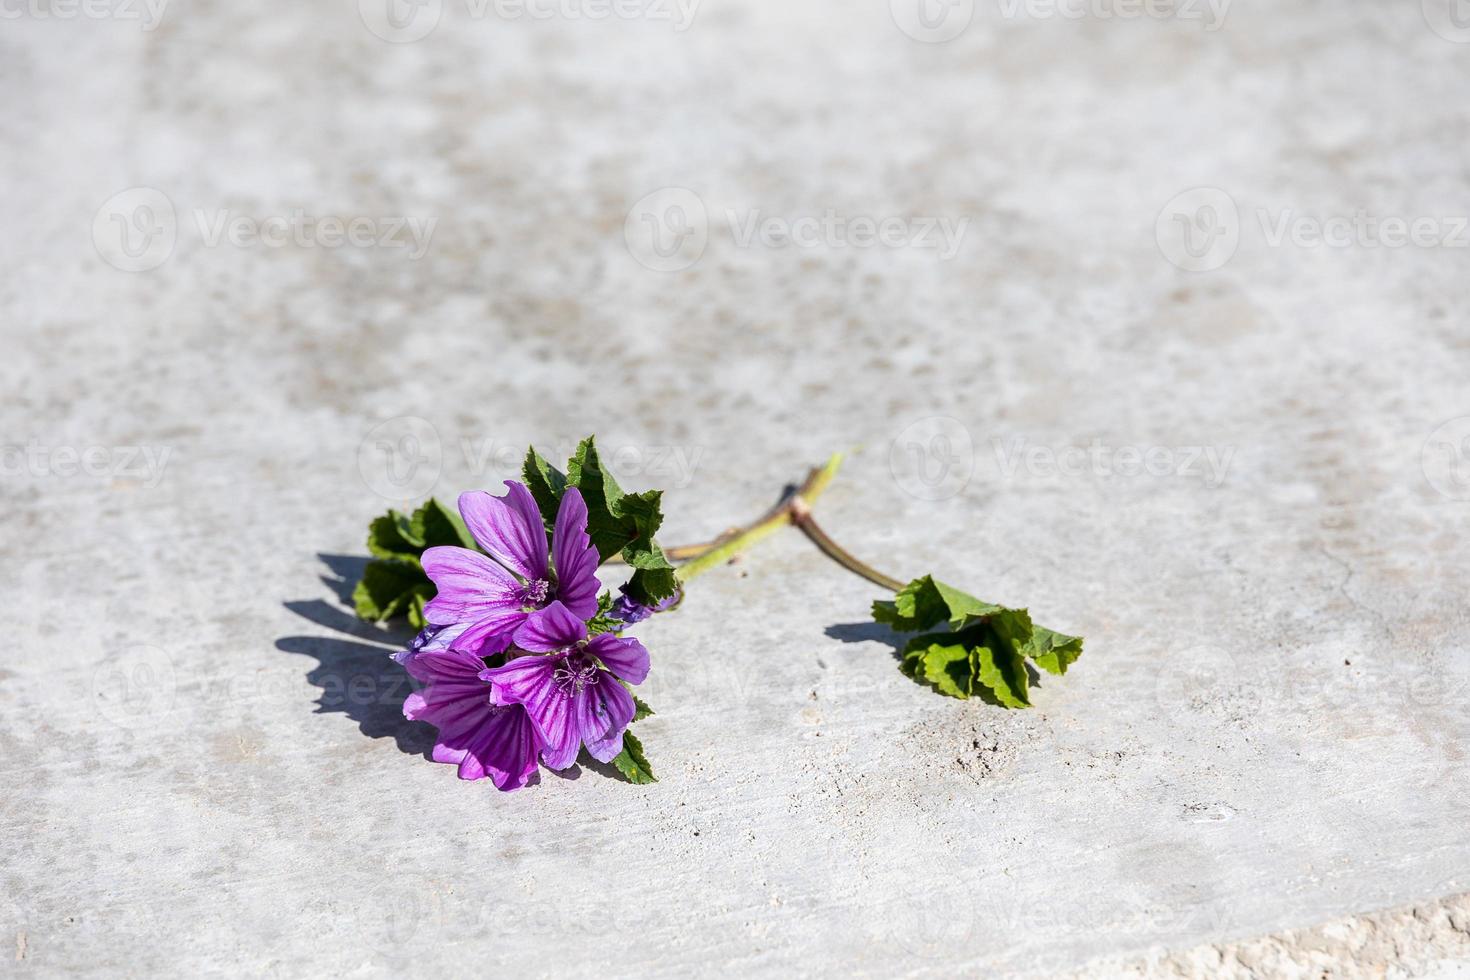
[453,704,541,791]
[394,621,469,666]
[420,546,521,625]
[451,610,524,657]
[481,654,580,770]
[586,632,650,685]
[512,600,587,653]
[551,487,600,619]
[458,483,549,582]
[578,674,636,763]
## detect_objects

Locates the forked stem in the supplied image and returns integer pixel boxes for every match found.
[673,453,845,583]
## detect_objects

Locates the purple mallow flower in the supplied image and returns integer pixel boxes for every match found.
[610,585,683,625]
[397,623,540,791]
[483,600,650,770]
[421,482,600,657]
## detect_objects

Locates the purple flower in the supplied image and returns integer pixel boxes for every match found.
[420,482,600,657]
[610,586,683,625]
[397,623,540,791]
[483,601,650,770]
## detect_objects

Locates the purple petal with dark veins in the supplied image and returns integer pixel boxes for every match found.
[551,487,600,619]
[586,632,650,685]
[457,482,548,582]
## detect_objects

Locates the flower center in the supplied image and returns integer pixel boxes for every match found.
[518,578,551,611]
[551,655,599,698]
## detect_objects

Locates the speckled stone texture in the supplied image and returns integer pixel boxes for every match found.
[4,0,1470,976]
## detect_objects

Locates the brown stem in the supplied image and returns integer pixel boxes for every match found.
[788,500,907,592]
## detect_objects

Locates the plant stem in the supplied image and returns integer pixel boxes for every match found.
[787,503,907,592]
[673,452,845,584]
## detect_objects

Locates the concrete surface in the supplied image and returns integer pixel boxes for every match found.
[4,0,1470,976]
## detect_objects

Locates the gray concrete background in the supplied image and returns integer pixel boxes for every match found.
[4,0,1470,976]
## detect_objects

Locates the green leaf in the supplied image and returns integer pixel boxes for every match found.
[354,560,430,621]
[876,575,1081,709]
[354,497,472,624]
[410,497,476,550]
[565,436,679,603]
[610,730,657,784]
[632,693,655,722]
[1027,625,1084,676]
[522,446,568,530]
[972,634,1031,708]
[366,511,421,563]
[918,640,974,699]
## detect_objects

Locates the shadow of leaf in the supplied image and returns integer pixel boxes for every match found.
[277,591,433,759]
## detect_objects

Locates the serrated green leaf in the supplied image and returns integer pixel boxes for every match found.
[624,562,678,605]
[873,576,949,632]
[522,446,568,530]
[877,575,1080,708]
[411,498,476,550]
[632,694,654,722]
[564,437,679,603]
[610,730,656,784]
[366,511,421,563]
[920,641,974,699]
[972,637,1031,708]
[354,560,428,621]
[1027,625,1084,676]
